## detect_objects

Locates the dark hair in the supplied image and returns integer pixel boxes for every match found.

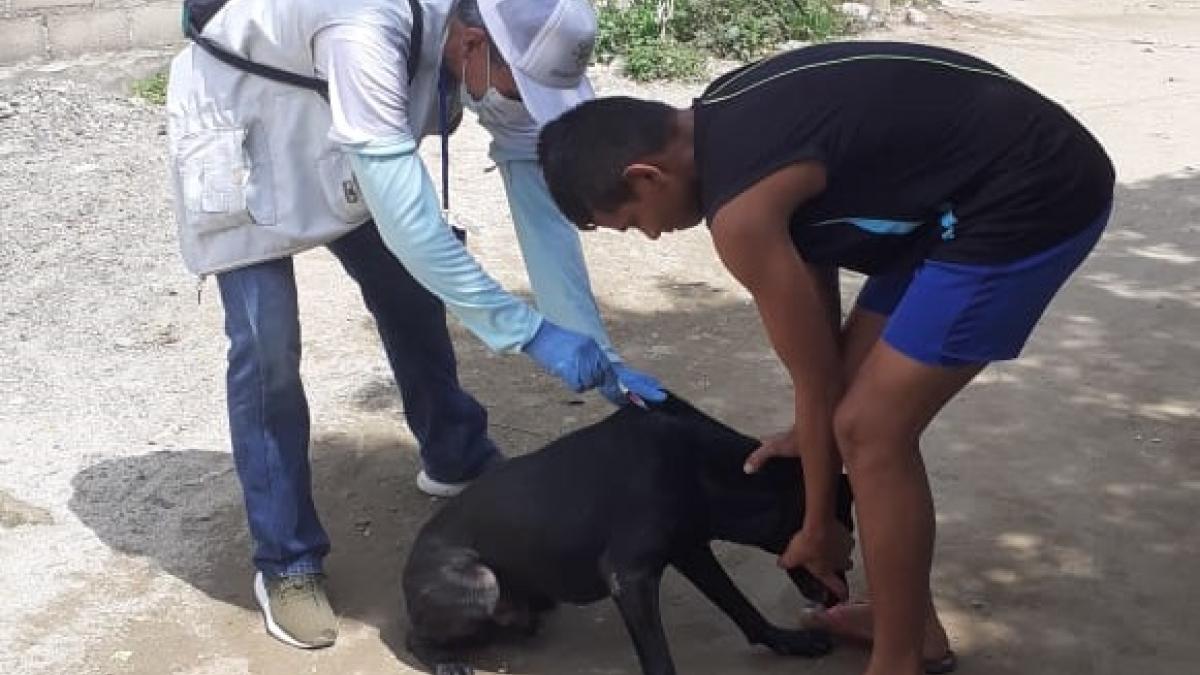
[538,96,677,227]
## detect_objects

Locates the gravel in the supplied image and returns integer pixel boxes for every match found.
[0,79,212,466]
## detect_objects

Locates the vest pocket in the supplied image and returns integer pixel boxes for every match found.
[173,123,276,233]
[315,148,370,225]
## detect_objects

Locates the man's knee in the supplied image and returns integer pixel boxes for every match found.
[832,402,866,467]
[226,313,302,389]
[833,399,914,473]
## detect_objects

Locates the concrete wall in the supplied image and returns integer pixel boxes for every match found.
[0,0,184,64]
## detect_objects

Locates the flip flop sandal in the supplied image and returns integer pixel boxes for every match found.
[819,604,959,674]
[924,649,958,674]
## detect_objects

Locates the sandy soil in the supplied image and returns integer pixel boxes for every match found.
[1,1,1197,674]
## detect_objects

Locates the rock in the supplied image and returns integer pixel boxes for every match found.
[839,2,873,21]
[906,8,929,26]
[0,489,54,529]
[154,324,181,346]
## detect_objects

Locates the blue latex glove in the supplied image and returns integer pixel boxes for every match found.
[600,363,668,407]
[523,320,617,394]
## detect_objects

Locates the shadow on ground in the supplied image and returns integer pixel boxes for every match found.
[69,172,1199,674]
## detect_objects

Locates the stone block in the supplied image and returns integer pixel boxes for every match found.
[13,0,90,12]
[47,8,129,56]
[130,1,183,48]
[0,15,45,63]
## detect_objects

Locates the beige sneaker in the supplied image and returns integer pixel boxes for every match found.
[253,572,338,649]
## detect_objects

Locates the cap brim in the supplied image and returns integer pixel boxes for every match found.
[513,69,594,125]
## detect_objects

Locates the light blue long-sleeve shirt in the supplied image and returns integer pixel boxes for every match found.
[497,158,619,362]
[348,138,617,360]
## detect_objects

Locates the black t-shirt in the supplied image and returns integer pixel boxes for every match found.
[695,42,1115,275]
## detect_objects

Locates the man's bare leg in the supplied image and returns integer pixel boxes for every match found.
[832,309,952,663]
[834,340,982,675]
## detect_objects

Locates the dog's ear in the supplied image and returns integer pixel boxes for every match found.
[640,388,683,412]
[787,477,853,606]
[788,566,846,608]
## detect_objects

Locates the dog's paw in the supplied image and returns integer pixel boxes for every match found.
[759,627,833,657]
[434,663,474,675]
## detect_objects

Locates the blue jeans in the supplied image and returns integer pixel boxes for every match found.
[217,221,500,577]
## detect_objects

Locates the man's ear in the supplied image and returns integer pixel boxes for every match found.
[622,163,666,194]
[459,26,489,57]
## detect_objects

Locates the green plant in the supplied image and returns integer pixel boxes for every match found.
[596,0,849,81]
[624,41,706,81]
[674,0,846,59]
[595,0,661,63]
[131,70,168,105]
[596,0,705,81]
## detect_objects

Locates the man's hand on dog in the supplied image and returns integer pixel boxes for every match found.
[745,428,853,603]
[780,524,853,603]
[743,428,802,473]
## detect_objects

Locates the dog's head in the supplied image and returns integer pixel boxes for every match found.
[633,392,854,607]
[403,545,500,643]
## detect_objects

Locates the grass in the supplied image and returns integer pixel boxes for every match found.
[130,70,168,105]
[596,0,853,82]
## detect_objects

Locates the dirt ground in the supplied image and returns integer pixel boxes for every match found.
[1,1,1198,674]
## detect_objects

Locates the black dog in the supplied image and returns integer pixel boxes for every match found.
[402,393,853,675]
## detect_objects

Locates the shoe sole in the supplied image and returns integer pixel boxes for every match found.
[417,470,467,498]
[253,572,335,649]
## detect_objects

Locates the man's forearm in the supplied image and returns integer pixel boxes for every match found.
[349,146,542,353]
[796,408,844,528]
[499,158,619,360]
[799,263,845,527]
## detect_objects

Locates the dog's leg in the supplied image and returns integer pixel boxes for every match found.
[488,581,560,638]
[492,590,543,638]
[672,546,832,657]
[601,557,676,675]
[405,632,476,675]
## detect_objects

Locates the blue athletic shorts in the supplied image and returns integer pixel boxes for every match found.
[855,205,1112,367]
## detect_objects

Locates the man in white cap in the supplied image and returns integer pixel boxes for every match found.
[166,0,664,649]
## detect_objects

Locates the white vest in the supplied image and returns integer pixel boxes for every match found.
[165,0,453,275]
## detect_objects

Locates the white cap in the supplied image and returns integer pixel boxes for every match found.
[478,0,597,124]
